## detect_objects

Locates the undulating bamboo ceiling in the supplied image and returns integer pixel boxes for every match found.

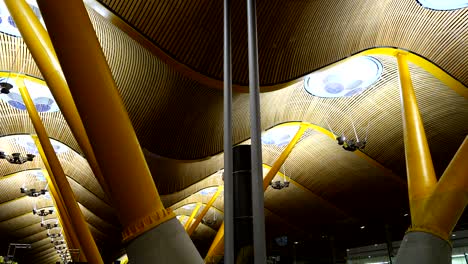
[0,0,465,263]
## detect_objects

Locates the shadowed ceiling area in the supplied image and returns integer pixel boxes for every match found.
[0,0,466,263]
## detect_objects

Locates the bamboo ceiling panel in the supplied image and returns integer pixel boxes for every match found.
[97,0,468,86]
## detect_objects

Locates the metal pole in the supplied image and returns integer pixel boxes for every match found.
[224,0,234,262]
[246,0,267,262]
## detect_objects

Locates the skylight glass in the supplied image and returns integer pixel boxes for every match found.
[13,135,69,155]
[417,0,468,10]
[0,0,44,37]
[199,187,218,196]
[261,125,300,147]
[0,76,60,113]
[304,56,383,98]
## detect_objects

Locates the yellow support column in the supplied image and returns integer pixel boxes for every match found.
[36,0,175,242]
[263,123,307,191]
[421,136,468,239]
[184,203,202,230]
[18,82,103,264]
[204,222,225,264]
[4,0,110,196]
[396,52,437,227]
[187,186,223,236]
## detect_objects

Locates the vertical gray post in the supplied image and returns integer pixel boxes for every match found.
[223,0,234,263]
[246,0,267,262]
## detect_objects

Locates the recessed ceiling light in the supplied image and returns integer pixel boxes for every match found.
[417,0,468,10]
[452,234,456,237]
[404,213,409,216]
[360,225,365,229]
[294,241,299,245]
[304,56,383,98]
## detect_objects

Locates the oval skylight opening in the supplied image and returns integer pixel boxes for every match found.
[304,56,383,98]
[261,125,300,147]
[13,135,69,155]
[0,76,60,113]
[199,187,218,196]
[0,0,44,37]
[417,0,468,10]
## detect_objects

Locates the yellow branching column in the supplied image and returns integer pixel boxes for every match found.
[395,52,466,264]
[184,203,202,230]
[187,186,223,236]
[35,0,202,263]
[18,82,102,263]
[397,52,438,228]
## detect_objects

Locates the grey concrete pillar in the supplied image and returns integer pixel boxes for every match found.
[126,218,203,264]
[395,231,451,264]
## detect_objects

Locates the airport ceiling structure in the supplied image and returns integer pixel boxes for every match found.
[0,0,466,263]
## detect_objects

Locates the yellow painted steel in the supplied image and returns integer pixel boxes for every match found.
[263,123,308,191]
[184,202,202,230]
[39,169,79,255]
[419,136,468,240]
[36,0,174,241]
[204,222,225,264]
[187,186,223,236]
[4,0,110,196]
[397,52,438,227]
[18,83,102,263]
[361,48,467,99]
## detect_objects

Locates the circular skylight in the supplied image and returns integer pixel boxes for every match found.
[181,204,196,210]
[199,187,219,196]
[261,125,300,147]
[13,135,69,155]
[0,0,44,37]
[304,56,383,98]
[417,0,468,10]
[0,76,60,113]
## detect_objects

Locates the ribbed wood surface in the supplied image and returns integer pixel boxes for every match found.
[97,0,468,86]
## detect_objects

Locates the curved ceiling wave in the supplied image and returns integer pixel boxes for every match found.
[97,0,468,86]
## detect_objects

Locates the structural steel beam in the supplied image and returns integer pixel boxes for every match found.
[4,0,110,196]
[187,186,223,236]
[397,52,438,227]
[18,83,101,263]
[184,202,202,230]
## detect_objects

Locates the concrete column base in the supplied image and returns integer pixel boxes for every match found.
[395,231,451,264]
[127,218,203,263]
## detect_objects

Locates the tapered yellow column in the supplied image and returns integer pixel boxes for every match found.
[397,52,437,226]
[187,186,223,236]
[421,136,468,239]
[205,222,225,263]
[184,203,202,230]
[36,0,174,241]
[4,0,110,196]
[18,83,102,264]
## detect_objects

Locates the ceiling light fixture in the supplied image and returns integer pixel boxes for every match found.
[0,151,35,164]
[304,56,383,98]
